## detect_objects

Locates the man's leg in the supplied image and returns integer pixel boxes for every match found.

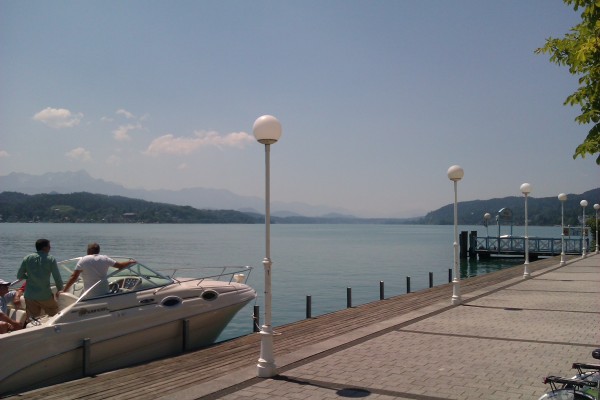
[25,298,42,318]
[39,297,59,316]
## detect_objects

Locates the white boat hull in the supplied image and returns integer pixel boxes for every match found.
[1,269,256,395]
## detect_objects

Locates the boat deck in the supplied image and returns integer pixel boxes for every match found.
[3,255,577,399]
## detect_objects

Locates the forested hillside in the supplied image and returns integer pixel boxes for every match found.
[0,192,261,223]
[1,189,598,225]
[419,188,600,226]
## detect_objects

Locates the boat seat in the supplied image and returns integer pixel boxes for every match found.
[8,307,27,325]
[58,292,79,310]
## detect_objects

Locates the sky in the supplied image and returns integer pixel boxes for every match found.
[1,0,598,218]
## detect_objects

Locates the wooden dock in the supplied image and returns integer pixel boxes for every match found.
[2,255,576,400]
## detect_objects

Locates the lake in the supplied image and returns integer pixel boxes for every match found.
[0,223,560,341]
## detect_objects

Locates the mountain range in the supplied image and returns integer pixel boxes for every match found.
[1,171,598,225]
[0,170,355,218]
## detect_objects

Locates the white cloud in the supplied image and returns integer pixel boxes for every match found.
[113,123,142,141]
[177,163,188,170]
[143,131,254,156]
[0,150,9,158]
[66,147,92,161]
[33,107,83,129]
[116,109,135,119]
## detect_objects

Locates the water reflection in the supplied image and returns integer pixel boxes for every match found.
[460,257,523,279]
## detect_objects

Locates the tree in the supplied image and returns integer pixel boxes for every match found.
[535,0,600,164]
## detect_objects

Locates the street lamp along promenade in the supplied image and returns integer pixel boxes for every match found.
[447,165,464,305]
[594,203,599,255]
[253,115,282,378]
[558,193,567,266]
[520,183,532,279]
[580,200,588,259]
[484,212,491,239]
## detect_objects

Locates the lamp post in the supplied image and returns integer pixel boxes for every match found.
[520,183,532,278]
[558,193,567,266]
[580,200,588,258]
[594,203,599,254]
[447,165,464,305]
[484,213,491,249]
[496,214,500,239]
[253,115,282,378]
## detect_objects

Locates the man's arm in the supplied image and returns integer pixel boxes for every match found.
[114,259,137,269]
[0,312,22,330]
[51,260,64,292]
[13,282,26,307]
[17,259,27,280]
[13,287,23,307]
[59,270,82,295]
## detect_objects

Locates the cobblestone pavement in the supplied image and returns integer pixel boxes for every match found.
[197,254,599,400]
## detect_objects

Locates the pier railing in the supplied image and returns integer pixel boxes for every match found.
[475,236,587,256]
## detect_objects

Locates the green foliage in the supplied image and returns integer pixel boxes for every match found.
[535,0,600,164]
[0,190,598,226]
[0,192,261,224]
[419,188,600,226]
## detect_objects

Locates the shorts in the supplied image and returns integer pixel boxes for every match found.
[25,297,59,317]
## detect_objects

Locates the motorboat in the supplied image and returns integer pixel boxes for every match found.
[1,257,256,395]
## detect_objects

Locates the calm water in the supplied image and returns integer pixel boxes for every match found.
[0,223,560,341]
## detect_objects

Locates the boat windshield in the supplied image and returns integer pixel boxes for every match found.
[57,257,173,299]
[106,260,173,288]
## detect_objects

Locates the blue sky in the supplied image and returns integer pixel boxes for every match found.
[1,0,597,217]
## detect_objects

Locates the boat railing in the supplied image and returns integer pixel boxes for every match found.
[161,265,254,286]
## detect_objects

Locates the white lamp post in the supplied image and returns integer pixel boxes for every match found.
[558,193,567,266]
[520,183,532,278]
[253,115,282,378]
[580,200,588,258]
[594,203,599,254]
[484,212,491,247]
[447,165,464,305]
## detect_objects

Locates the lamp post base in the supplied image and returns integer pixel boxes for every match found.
[257,326,277,378]
[523,262,531,279]
[451,280,461,305]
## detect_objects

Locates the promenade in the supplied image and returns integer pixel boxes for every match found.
[6,254,599,399]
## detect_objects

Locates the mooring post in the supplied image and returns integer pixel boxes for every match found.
[82,338,91,377]
[347,287,352,308]
[182,319,190,352]
[460,231,468,259]
[379,281,384,300]
[429,272,433,288]
[306,295,312,319]
[469,231,477,259]
[448,268,452,283]
[253,305,260,332]
[406,276,411,293]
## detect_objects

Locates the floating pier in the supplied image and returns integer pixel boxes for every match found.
[459,230,589,260]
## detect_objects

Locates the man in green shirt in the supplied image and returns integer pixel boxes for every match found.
[17,238,64,317]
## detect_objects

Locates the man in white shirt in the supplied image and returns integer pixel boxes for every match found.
[59,243,137,298]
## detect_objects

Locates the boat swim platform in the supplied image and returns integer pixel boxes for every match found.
[4,254,599,400]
